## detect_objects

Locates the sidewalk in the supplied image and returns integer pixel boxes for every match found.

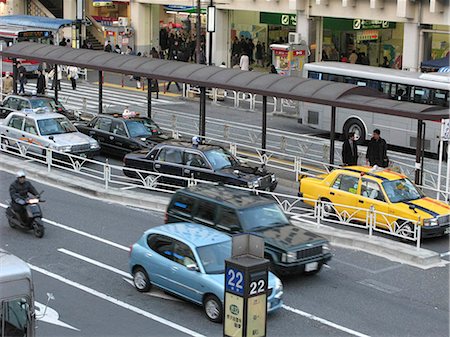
[0,152,444,269]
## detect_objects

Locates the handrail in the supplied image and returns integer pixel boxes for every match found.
[85,15,105,46]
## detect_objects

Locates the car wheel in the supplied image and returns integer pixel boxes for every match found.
[343,118,366,145]
[133,267,151,292]
[320,198,335,215]
[203,294,223,323]
[1,137,10,151]
[397,220,414,239]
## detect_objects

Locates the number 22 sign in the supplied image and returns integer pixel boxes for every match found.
[226,267,244,295]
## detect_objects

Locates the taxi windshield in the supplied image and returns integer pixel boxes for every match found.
[30,98,63,111]
[37,117,77,135]
[382,178,423,203]
[125,120,153,138]
[204,148,238,170]
[196,240,231,274]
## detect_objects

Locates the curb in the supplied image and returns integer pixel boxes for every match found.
[0,154,444,269]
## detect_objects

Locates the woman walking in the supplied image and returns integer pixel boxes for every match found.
[67,66,79,90]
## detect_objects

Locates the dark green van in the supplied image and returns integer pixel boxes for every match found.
[165,185,332,275]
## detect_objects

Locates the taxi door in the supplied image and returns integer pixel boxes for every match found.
[356,178,393,229]
[23,118,41,154]
[326,173,360,216]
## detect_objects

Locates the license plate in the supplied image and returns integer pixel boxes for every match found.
[80,153,87,158]
[445,227,450,234]
[305,262,318,272]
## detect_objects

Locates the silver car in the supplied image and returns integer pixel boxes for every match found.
[0,109,99,158]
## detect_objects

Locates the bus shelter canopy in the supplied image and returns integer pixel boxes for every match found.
[1,42,448,121]
[0,16,73,31]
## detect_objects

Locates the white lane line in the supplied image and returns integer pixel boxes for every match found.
[29,264,205,337]
[0,203,130,252]
[43,218,130,251]
[440,251,450,257]
[57,248,131,278]
[282,305,371,337]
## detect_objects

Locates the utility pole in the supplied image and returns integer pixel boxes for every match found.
[196,0,201,64]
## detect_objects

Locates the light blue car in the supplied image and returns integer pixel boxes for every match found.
[129,222,283,323]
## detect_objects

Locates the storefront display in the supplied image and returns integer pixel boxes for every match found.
[270,43,308,76]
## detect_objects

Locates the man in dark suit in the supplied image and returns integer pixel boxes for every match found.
[366,129,388,167]
[342,132,358,166]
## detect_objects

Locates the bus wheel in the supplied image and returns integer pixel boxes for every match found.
[343,118,366,145]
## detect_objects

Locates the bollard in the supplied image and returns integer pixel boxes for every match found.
[316,200,321,227]
[46,149,52,173]
[280,136,287,152]
[368,205,374,236]
[104,159,110,190]
[223,124,230,140]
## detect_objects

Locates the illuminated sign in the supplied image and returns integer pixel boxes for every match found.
[224,293,244,337]
[246,294,267,337]
[93,0,113,7]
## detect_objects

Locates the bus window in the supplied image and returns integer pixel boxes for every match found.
[412,87,431,104]
[344,77,356,84]
[356,80,367,87]
[1,297,31,337]
[431,89,449,107]
[308,71,321,80]
[367,80,381,91]
[380,82,391,95]
[392,84,410,101]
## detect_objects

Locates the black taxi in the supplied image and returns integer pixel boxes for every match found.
[123,140,278,191]
[75,112,172,158]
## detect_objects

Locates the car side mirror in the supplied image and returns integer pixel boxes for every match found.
[186,264,199,272]
[49,136,54,141]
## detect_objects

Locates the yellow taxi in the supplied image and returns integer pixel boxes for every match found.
[299,166,450,238]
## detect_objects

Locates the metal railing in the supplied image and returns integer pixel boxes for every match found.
[0,135,426,247]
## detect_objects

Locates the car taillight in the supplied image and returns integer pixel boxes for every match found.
[57,108,62,111]
[129,244,133,256]
[164,211,168,223]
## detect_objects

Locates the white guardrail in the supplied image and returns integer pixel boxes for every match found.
[0,135,423,248]
[53,88,449,201]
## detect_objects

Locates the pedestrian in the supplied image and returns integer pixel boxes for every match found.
[150,47,159,59]
[81,40,88,49]
[270,65,278,74]
[87,41,93,49]
[18,72,27,94]
[114,44,122,54]
[49,66,62,91]
[366,129,388,167]
[340,53,348,63]
[255,41,263,66]
[66,39,71,47]
[36,70,46,95]
[2,72,13,95]
[59,38,67,47]
[67,66,79,90]
[240,53,249,71]
[349,50,358,64]
[104,40,112,52]
[342,132,358,166]
[381,56,390,68]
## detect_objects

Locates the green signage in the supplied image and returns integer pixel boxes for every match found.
[323,18,395,31]
[260,12,296,26]
[353,19,396,30]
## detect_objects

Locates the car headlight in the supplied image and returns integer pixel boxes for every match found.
[90,141,100,149]
[271,174,276,182]
[281,251,297,263]
[423,218,438,227]
[247,180,260,188]
[322,243,331,252]
[55,145,71,152]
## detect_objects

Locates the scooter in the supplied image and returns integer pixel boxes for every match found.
[6,191,45,238]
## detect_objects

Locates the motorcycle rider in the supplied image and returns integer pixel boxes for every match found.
[9,170,39,222]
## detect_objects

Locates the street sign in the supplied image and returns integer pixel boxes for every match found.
[224,234,269,337]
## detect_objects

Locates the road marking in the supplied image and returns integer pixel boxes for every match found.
[57,248,131,278]
[282,304,371,337]
[332,258,402,274]
[122,278,182,302]
[35,301,80,331]
[357,279,401,294]
[29,264,205,337]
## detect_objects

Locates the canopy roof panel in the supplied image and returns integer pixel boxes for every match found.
[1,42,447,120]
[0,15,73,31]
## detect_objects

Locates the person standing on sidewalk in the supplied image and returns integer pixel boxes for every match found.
[366,129,388,167]
[2,72,14,95]
[240,53,249,71]
[36,70,46,95]
[342,132,358,166]
[67,66,79,90]
[18,72,27,94]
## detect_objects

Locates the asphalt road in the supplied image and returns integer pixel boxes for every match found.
[0,171,448,337]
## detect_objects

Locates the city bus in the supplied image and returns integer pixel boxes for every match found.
[299,62,450,156]
[0,25,54,76]
[0,249,35,337]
